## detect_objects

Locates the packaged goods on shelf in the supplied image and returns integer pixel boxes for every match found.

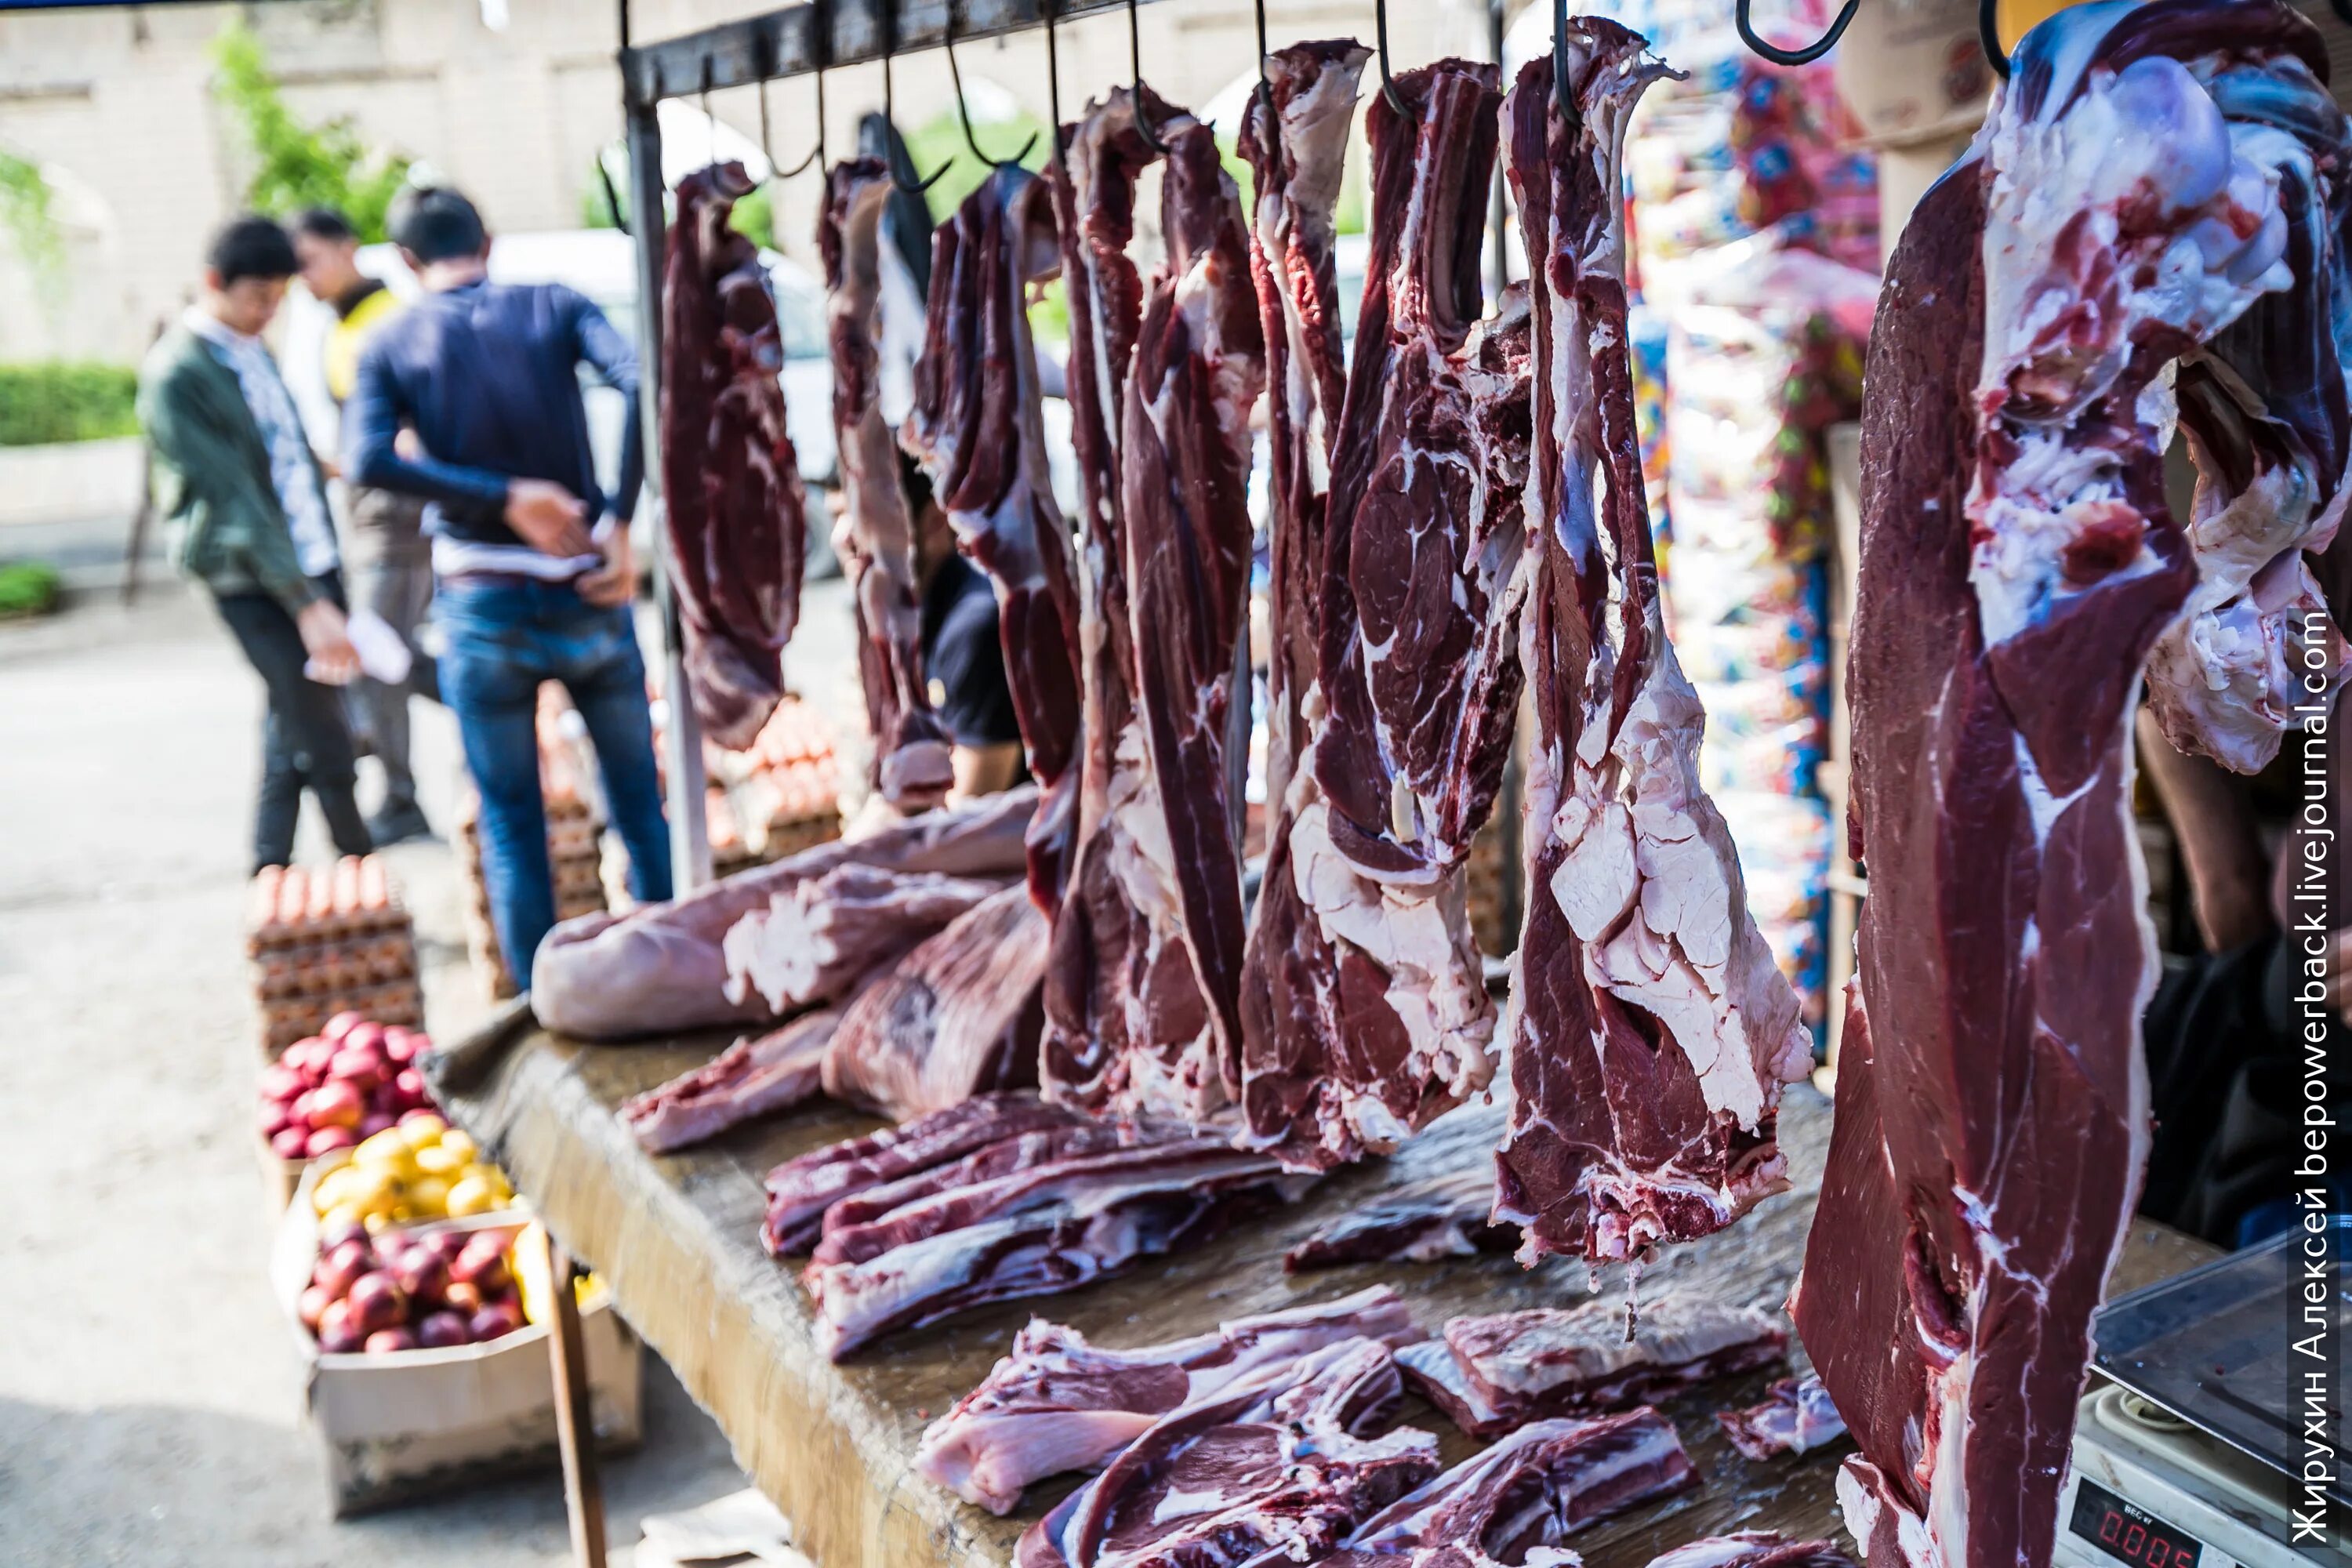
[246,858,421,1053]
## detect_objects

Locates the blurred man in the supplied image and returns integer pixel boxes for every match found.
[291,206,437,846]
[140,215,371,872]
[345,185,669,990]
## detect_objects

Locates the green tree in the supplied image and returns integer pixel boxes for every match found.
[209,21,412,241]
[0,151,65,299]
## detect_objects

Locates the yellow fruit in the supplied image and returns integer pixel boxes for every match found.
[321,1201,370,1233]
[405,1175,452,1216]
[361,1210,391,1233]
[447,1175,506,1218]
[313,1168,361,1212]
[412,1144,463,1177]
[353,1129,411,1170]
[399,1114,447,1149]
[437,1130,477,1166]
[390,1202,417,1221]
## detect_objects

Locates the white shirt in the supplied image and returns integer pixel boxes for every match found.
[184,308,340,579]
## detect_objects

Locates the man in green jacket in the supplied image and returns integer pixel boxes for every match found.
[140,216,372,871]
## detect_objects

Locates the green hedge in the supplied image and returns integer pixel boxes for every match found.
[0,361,141,448]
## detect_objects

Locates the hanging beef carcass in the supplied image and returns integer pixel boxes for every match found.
[1237,59,1531,1171]
[659,162,808,750]
[1243,42,1370,836]
[821,159,956,809]
[1490,28,1811,1265]
[1791,9,2350,1568]
[905,165,1086,909]
[1041,86,1266,1123]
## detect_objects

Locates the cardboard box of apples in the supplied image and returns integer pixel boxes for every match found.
[272,1163,643,1515]
[256,1011,438,1210]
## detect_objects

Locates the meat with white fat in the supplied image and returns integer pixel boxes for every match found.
[1715,1375,1846,1463]
[619,1007,841,1153]
[722,863,1007,1013]
[1643,1533,1857,1568]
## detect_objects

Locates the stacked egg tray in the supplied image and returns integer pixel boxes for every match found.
[247,858,423,1054]
[456,788,608,1002]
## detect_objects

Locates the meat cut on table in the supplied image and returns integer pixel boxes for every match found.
[1491,27,1811,1268]
[619,1007,841,1152]
[534,789,1033,1040]
[1042,86,1265,1125]
[1017,1337,1440,1568]
[721,862,1009,1014]
[905,165,1087,909]
[1715,1374,1846,1463]
[1244,41,1370,830]
[1239,57,1530,1172]
[1395,1295,1785,1439]
[916,1284,1417,1514]
[821,158,956,811]
[1283,1094,1517,1271]
[1319,1406,1700,1566]
[1644,1534,1857,1568]
[659,161,808,750]
[1791,9,2350,1568]
[818,883,1050,1123]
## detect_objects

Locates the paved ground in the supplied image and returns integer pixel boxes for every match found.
[0,583,804,1566]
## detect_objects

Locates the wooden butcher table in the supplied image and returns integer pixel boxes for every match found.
[427,1003,2219,1568]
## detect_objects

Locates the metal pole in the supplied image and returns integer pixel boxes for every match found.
[626,95,715,892]
[1489,0,1510,296]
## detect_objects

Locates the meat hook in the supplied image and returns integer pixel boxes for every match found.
[1254,0,1272,113]
[1042,0,1068,169]
[1129,0,1173,155]
[1733,0,1860,67]
[1552,0,1581,134]
[1373,0,1408,115]
[948,0,1040,167]
[700,58,718,169]
[1980,0,2012,79]
[879,2,950,195]
[764,6,828,180]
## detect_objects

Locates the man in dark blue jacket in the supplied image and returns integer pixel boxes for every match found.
[345,185,670,990]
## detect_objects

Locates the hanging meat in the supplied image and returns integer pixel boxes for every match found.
[904,165,1085,909]
[659,161,808,750]
[1243,42,1370,815]
[1791,9,2348,1568]
[820,159,956,810]
[1490,28,1810,1265]
[1237,59,1530,1171]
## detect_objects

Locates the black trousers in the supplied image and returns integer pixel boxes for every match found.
[212,571,373,871]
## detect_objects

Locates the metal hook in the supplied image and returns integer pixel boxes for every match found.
[1254,0,1271,111]
[1552,0,1579,130]
[700,58,717,169]
[880,4,949,195]
[1043,0,1067,170]
[1129,0,1171,154]
[765,11,828,180]
[1980,0,2012,78]
[1734,0,1860,66]
[947,1,1040,166]
[1373,0,1406,115]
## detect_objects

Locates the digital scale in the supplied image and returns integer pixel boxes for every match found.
[2056,1227,2350,1568]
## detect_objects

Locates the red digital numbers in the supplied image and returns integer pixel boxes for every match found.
[2071,1479,2200,1568]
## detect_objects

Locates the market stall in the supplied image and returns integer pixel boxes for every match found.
[423,1003,2220,1568]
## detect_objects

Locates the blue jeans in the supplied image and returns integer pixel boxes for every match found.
[436,578,673,990]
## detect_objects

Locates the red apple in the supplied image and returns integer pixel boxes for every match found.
[346,1271,408,1334]
[383,1029,419,1065]
[441,1280,484,1315]
[327,1048,385,1093]
[260,1102,292,1138]
[258,1063,305,1102]
[451,1234,511,1295]
[270,1126,311,1160]
[365,1327,419,1355]
[308,1080,364,1130]
[391,1245,448,1304]
[305,1126,357,1157]
[313,1238,372,1298]
[391,1069,429,1109]
[297,1283,333,1330]
[416,1311,471,1348]
[322,1012,365,1045]
[344,1021,387,1055]
[317,1298,363,1353]
[467,1301,524,1342]
[427,1230,470,1262]
[356,1112,396,1140]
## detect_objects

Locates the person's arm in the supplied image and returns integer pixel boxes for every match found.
[2136,706,2275,953]
[142,362,318,615]
[569,289,645,524]
[344,339,591,557]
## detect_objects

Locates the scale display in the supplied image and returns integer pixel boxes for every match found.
[2071,1477,2207,1568]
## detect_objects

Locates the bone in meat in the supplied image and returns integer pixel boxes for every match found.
[1715,1375,1846,1463]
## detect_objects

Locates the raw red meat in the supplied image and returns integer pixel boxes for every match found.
[1283,1096,1516,1271]
[618,1007,840,1152]
[1395,1296,1784,1439]
[659,161,807,750]
[820,158,955,808]
[1042,86,1265,1124]
[761,1091,1087,1256]
[905,166,1085,908]
[534,790,1032,1040]
[803,1136,1313,1359]
[1323,1406,1698,1566]
[818,883,1048,1123]
[1790,10,2344,1568]
[817,1120,1140,1240]
[916,1285,1417,1514]
[1018,1338,1440,1568]
[721,863,1007,1013]
[1243,41,1370,818]
[1491,30,1810,1268]
[1715,1375,1846,1463]
[1645,1534,1857,1568]
[1238,59,1530,1171]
